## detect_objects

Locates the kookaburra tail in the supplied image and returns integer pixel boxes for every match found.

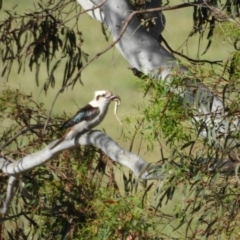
[50,90,121,149]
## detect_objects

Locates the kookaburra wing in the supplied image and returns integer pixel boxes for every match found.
[50,90,120,149]
[60,104,100,130]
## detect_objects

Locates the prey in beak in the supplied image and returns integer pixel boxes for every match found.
[110,95,121,105]
[110,95,121,125]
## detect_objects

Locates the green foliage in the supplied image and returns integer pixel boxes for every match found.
[0,88,57,151]
[102,58,240,238]
[0,0,87,91]
[122,56,240,238]
[143,79,193,147]
[220,21,240,45]
[77,192,154,239]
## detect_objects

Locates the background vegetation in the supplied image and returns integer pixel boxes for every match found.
[1,0,240,239]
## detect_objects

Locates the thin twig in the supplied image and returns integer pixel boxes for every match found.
[0,124,53,150]
[160,36,223,66]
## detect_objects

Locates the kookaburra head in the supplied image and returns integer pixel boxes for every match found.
[91,90,120,107]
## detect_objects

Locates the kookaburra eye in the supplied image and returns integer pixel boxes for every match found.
[102,94,106,97]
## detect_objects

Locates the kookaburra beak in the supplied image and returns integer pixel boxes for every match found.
[110,95,121,105]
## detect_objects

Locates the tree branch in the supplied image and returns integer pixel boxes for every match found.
[0,176,18,214]
[0,130,161,179]
[0,130,162,214]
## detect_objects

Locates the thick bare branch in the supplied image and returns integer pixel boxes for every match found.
[0,130,161,214]
[0,130,161,180]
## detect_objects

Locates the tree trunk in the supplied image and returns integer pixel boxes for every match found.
[77,0,240,150]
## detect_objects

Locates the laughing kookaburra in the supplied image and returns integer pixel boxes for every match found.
[50,90,120,149]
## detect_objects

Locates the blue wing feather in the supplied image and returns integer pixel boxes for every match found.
[60,104,100,130]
